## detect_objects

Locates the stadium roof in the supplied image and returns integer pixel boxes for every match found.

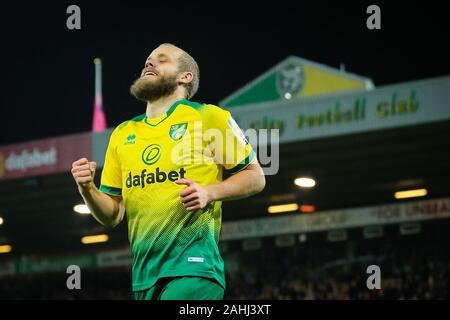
[220,56,374,108]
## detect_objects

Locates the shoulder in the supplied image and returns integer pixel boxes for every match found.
[177,99,204,111]
[181,101,231,121]
[110,113,145,138]
[117,114,145,130]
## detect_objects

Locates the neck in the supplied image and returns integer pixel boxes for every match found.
[145,89,186,118]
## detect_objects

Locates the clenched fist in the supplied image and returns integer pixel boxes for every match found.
[175,178,212,212]
[71,157,97,191]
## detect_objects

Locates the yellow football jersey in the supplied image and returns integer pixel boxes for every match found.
[99,99,255,291]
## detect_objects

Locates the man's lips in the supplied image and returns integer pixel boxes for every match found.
[142,68,158,77]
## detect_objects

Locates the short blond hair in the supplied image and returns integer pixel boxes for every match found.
[160,43,200,99]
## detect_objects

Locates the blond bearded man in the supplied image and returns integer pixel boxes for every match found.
[71,43,265,300]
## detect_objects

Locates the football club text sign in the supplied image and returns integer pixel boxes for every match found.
[231,76,450,143]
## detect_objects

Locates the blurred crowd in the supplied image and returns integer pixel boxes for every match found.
[224,244,450,299]
[224,222,450,299]
[0,266,134,300]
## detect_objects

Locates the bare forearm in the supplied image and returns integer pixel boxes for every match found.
[206,168,265,202]
[79,185,122,228]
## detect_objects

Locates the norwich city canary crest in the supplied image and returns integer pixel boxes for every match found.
[169,122,188,141]
[276,62,305,99]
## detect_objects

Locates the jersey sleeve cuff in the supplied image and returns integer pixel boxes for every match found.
[99,184,122,196]
[225,150,256,175]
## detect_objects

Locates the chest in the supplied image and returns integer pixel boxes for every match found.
[116,118,208,171]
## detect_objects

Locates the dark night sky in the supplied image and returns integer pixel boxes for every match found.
[0,0,449,146]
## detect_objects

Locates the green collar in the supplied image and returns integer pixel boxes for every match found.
[143,99,190,127]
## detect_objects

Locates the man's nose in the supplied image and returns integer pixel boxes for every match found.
[145,58,155,68]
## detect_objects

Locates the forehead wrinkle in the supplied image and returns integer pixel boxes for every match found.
[147,50,180,62]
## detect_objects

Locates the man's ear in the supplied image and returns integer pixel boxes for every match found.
[178,71,193,85]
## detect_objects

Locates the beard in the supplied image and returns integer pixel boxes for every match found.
[130,73,179,102]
